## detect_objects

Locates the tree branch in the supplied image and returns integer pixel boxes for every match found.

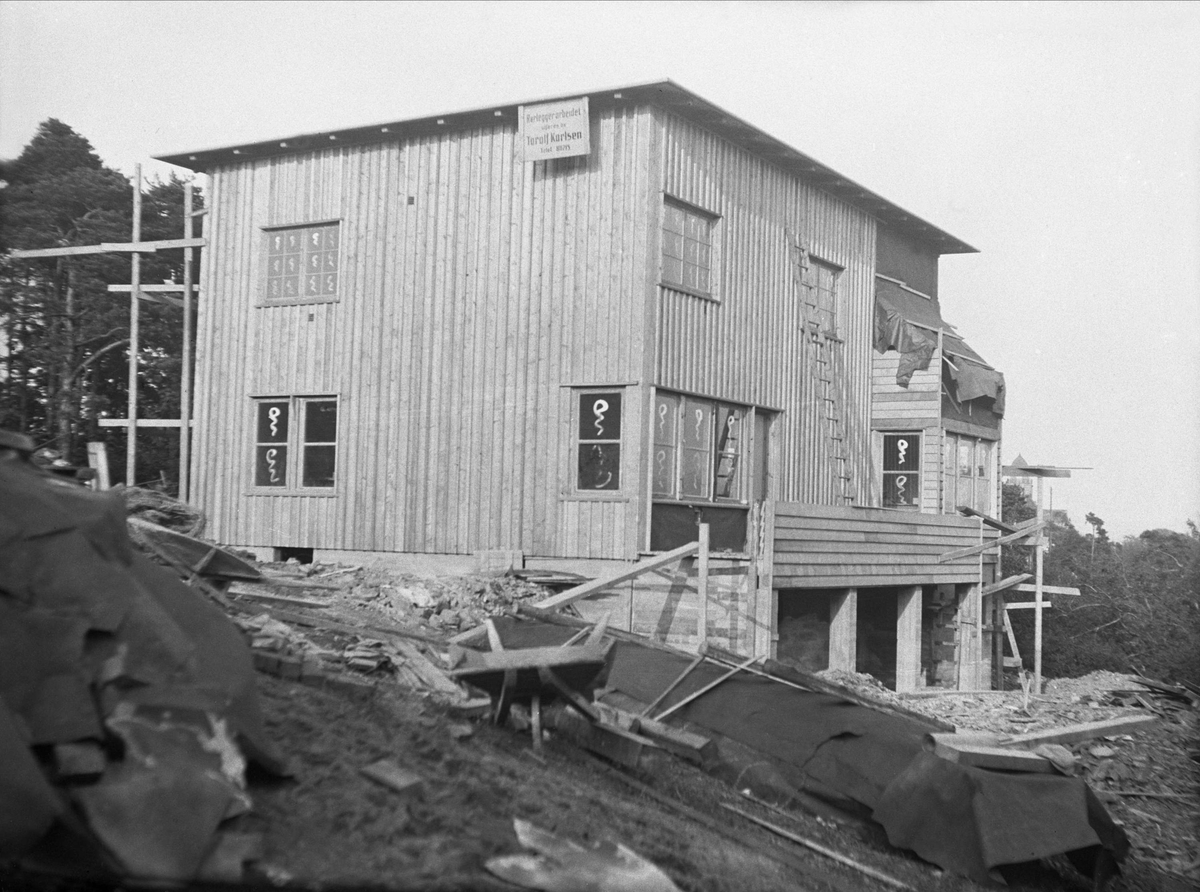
[68,339,129,382]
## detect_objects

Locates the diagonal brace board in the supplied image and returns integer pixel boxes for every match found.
[982,574,1032,596]
[938,520,1047,563]
[534,541,700,611]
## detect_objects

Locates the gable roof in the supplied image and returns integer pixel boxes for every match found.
[155,79,976,255]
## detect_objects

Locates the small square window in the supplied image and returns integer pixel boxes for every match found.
[264,222,340,304]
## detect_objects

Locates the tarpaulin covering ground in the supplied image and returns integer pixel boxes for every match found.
[495,617,1129,884]
[0,459,283,881]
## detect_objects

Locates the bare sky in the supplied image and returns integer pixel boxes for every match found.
[2,0,1197,537]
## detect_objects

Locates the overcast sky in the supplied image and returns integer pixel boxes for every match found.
[2,0,1197,538]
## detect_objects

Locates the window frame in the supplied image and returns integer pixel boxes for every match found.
[881,431,922,510]
[801,254,843,338]
[259,219,343,307]
[651,390,752,506]
[660,196,719,302]
[943,432,996,515]
[572,389,626,497]
[250,395,340,494]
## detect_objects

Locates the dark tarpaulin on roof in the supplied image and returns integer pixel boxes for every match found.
[874,280,1005,418]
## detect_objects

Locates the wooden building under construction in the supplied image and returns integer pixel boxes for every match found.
[160,80,1009,690]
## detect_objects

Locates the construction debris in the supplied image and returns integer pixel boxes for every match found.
[0,458,284,883]
[485,818,681,892]
[5,454,1194,890]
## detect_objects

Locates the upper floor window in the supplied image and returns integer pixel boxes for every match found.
[661,199,715,299]
[943,433,993,515]
[652,392,747,503]
[264,222,340,304]
[253,396,338,490]
[803,256,842,336]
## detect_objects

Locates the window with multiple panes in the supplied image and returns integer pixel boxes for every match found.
[942,433,994,515]
[264,222,340,302]
[652,392,747,503]
[803,257,842,336]
[661,199,715,298]
[576,391,622,492]
[882,432,921,509]
[252,397,338,490]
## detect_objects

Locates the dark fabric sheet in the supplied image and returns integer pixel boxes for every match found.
[0,459,283,877]
[496,620,1129,882]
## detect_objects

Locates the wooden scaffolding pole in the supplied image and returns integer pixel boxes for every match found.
[180,182,194,500]
[126,165,142,485]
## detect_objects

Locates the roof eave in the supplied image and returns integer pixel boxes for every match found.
[155,79,976,255]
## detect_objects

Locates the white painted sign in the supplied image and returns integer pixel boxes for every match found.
[519,97,590,162]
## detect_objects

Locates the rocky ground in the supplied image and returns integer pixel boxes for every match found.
[192,559,1198,892]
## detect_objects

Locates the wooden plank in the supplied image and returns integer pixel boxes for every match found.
[773,570,981,588]
[956,506,1018,535]
[999,715,1156,748]
[448,642,610,675]
[1003,610,1020,664]
[535,541,700,610]
[1012,584,1081,596]
[721,805,917,892]
[98,418,184,428]
[982,573,1032,595]
[1004,601,1053,610]
[639,650,706,717]
[107,283,200,292]
[773,502,980,528]
[938,521,1046,562]
[654,654,761,721]
[928,737,1055,774]
[697,523,710,643]
[388,638,464,697]
[10,237,207,259]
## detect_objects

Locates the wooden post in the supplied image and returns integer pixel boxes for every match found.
[86,441,110,490]
[895,585,922,692]
[180,180,194,501]
[1034,476,1045,694]
[125,164,142,486]
[992,590,1005,689]
[697,522,710,646]
[828,588,857,672]
[754,499,776,658]
[956,582,982,690]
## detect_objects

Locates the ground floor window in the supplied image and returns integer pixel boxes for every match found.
[574,390,624,492]
[252,396,338,490]
[653,392,750,502]
[649,390,772,552]
[943,433,994,515]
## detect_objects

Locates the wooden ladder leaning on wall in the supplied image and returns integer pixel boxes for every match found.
[787,232,855,504]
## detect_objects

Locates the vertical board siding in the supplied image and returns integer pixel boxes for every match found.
[653,111,877,508]
[193,106,656,558]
